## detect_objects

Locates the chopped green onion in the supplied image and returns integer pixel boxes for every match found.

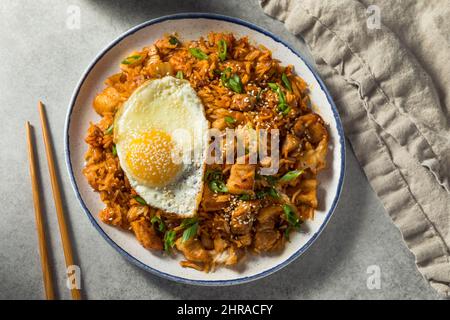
[180,218,199,243]
[255,186,279,199]
[224,116,236,125]
[268,83,290,116]
[169,35,180,46]
[112,144,117,156]
[104,124,114,135]
[180,217,198,229]
[205,169,223,182]
[221,68,243,93]
[189,48,209,60]
[220,67,231,85]
[176,70,184,79]
[121,54,142,65]
[283,204,302,229]
[284,226,293,240]
[239,194,251,201]
[256,88,266,101]
[268,83,279,91]
[134,195,147,205]
[265,175,277,186]
[151,216,166,233]
[218,39,227,61]
[182,222,199,242]
[278,103,291,116]
[163,230,176,252]
[209,179,228,193]
[228,74,243,93]
[279,170,304,183]
[255,189,267,199]
[268,187,280,199]
[205,169,228,193]
[281,73,292,92]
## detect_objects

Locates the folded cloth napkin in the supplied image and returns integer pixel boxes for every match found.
[261,0,450,296]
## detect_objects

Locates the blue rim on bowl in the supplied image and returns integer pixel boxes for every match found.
[64,13,346,286]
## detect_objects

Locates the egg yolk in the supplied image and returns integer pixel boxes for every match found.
[125,129,181,187]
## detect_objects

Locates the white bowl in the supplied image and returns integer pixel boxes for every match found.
[65,13,345,285]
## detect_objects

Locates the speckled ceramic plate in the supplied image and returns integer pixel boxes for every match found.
[65,13,345,285]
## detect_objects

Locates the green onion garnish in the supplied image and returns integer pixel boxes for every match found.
[205,169,228,193]
[121,54,142,65]
[268,83,290,116]
[278,104,290,116]
[220,67,231,85]
[205,169,222,181]
[224,116,236,125]
[182,222,199,242]
[228,74,243,93]
[169,35,180,46]
[279,170,304,183]
[221,68,243,93]
[267,83,279,91]
[265,175,277,186]
[151,216,166,233]
[281,73,292,92]
[239,194,251,201]
[218,39,227,61]
[256,88,266,101]
[180,217,198,229]
[256,187,279,200]
[104,124,114,135]
[256,189,267,199]
[176,70,184,79]
[268,187,279,199]
[163,230,176,252]
[134,195,147,205]
[283,204,302,229]
[284,226,293,240]
[189,48,209,60]
[209,180,228,193]
[180,218,199,243]
[112,144,117,156]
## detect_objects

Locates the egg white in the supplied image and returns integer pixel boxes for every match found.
[114,76,209,217]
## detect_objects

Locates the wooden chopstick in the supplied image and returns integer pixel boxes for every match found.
[26,121,55,300]
[38,101,82,300]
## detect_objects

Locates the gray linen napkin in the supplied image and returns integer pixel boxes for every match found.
[260,0,450,296]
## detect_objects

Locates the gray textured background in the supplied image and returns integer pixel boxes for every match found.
[0,0,440,299]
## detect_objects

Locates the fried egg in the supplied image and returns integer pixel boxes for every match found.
[114,76,209,217]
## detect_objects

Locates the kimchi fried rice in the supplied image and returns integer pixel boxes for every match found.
[83,32,329,272]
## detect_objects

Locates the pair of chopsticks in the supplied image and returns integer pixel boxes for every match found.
[26,102,81,300]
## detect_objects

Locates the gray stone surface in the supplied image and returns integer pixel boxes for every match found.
[0,0,440,300]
